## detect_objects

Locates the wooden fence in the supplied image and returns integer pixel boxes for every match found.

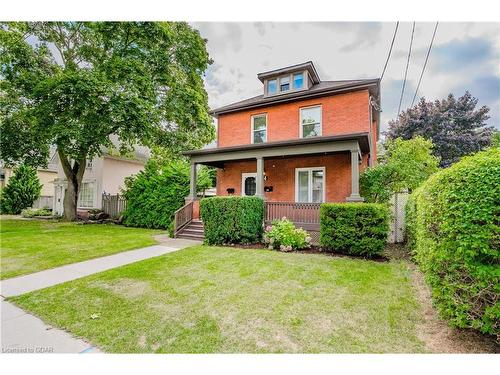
[102,193,128,218]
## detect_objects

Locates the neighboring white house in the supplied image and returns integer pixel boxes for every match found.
[52,140,149,215]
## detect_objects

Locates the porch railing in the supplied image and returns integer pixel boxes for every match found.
[265,201,321,228]
[174,201,193,235]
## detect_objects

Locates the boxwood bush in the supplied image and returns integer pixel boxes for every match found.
[320,203,389,257]
[406,148,500,337]
[200,196,264,245]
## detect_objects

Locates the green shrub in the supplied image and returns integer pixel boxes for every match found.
[200,196,264,245]
[21,208,52,218]
[406,148,500,337]
[122,160,190,229]
[264,218,311,251]
[320,203,389,257]
[0,164,42,214]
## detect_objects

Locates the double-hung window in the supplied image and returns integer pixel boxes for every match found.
[78,181,95,208]
[252,114,267,144]
[300,106,322,138]
[295,167,325,203]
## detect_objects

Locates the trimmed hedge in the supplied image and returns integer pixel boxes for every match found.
[320,203,389,257]
[200,196,264,245]
[406,148,500,337]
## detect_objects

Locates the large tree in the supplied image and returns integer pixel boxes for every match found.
[385,92,493,167]
[0,22,215,220]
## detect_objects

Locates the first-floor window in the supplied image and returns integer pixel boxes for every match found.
[78,181,95,208]
[296,167,325,203]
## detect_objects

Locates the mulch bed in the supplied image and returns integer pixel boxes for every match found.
[222,242,390,262]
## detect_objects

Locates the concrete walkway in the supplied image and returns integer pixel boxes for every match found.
[1,237,200,353]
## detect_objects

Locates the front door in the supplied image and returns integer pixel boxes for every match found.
[241,173,257,196]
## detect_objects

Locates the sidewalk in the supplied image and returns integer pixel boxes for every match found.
[1,237,200,353]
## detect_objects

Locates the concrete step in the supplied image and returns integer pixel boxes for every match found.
[176,233,204,241]
[182,228,204,235]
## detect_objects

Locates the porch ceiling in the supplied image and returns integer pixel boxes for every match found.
[184,132,369,167]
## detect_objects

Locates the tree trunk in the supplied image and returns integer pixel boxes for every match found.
[58,148,86,221]
[63,178,78,221]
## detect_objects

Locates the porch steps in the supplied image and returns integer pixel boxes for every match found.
[175,219,205,241]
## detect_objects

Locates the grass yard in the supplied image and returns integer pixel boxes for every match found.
[0,218,161,279]
[11,245,426,353]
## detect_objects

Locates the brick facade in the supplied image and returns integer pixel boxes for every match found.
[216,153,369,202]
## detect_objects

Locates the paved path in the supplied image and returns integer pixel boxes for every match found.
[1,237,200,353]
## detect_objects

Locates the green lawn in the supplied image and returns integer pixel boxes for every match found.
[11,245,426,353]
[0,218,161,279]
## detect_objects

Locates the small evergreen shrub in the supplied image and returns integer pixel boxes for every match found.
[405,148,500,337]
[0,164,42,214]
[320,203,389,257]
[263,218,311,251]
[21,208,52,218]
[122,160,190,229]
[200,196,264,245]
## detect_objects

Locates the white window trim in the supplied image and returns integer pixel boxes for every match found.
[295,167,326,203]
[250,113,267,144]
[293,72,304,90]
[241,173,257,196]
[77,180,97,209]
[299,105,322,138]
[264,70,309,97]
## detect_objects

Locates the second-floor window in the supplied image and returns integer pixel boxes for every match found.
[252,114,267,143]
[300,106,322,138]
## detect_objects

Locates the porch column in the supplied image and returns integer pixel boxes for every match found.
[255,157,265,199]
[188,162,197,201]
[346,150,364,202]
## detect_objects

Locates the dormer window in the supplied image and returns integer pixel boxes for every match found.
[267,79,277,95]
[293,73,304,89]
[279,76,290,92]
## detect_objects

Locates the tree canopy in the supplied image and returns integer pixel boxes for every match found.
[0,22,215,219]
[385,92,493,167]
[360,136,439,203]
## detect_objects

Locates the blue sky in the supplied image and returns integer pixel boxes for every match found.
[195,22,500,133]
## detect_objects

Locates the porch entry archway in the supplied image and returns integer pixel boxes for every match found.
[241,173,257,196]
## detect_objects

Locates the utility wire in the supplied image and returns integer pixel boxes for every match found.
[397,22,415,119]
[411,22,439,106]
[380,21,399,81]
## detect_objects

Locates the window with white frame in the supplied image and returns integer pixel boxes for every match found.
[267,79,277,95]
[78,181,95,208]
[293,72,304,89]
[279,75,290,92]
[295,167,325,203]
[252,114,267,144]
[300,106,322,138]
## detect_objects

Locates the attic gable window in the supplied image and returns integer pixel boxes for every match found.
[279,76,290,92]
[267,79,277,95]
[293,73,304,89]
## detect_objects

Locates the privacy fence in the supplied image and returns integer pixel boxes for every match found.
[102,193,128,218]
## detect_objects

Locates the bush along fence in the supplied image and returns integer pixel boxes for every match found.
[200,196,265,245]
[406,148,500,337]
[320,203,389,257]
[102,193,128,218]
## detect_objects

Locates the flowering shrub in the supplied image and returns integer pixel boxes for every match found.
[263,218,311,251]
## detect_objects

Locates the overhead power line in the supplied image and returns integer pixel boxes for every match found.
[397,21,415,119]
[380,21,399,81]
[411,22,439,106]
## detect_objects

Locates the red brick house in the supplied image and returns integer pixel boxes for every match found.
[175,61,380,240]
